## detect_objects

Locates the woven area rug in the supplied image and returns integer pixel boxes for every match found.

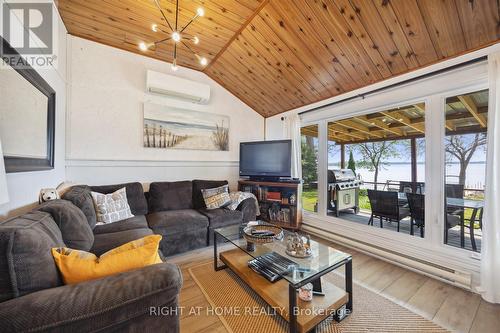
[188,262,448,333]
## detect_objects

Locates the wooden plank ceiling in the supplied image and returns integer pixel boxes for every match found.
[57,0,500,118]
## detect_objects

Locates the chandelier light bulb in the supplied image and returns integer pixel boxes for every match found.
[151,24,158,32]
[139,42,148,51]
[200,57,208,66]
[196,7,205,17]
[193,36,200,44]
[172,31,181,42]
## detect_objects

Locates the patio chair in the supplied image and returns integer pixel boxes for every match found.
[445,183,465,220]
[400,181,425,194]
[406,193,425,238]
[367,190,410,232]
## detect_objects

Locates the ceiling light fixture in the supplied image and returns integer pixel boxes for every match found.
[139,42,148,52]
[139,0,208,71]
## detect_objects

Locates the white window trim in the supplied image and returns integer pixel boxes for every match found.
[300,61,488,288]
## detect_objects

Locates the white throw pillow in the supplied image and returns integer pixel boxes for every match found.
[91,187,134,224]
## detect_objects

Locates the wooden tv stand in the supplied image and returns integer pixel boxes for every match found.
[238,179,302,230]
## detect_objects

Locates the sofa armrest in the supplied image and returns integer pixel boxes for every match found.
[0,262,182,333]
[236,197,258,223]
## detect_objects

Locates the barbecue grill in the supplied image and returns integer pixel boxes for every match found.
[328,169,362,216]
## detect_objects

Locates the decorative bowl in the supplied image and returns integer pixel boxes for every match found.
[243,224,284,244]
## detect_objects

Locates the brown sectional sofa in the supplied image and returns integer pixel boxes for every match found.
[0,179,257,332]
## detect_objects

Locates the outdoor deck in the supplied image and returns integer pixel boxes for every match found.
[327,209,482,252]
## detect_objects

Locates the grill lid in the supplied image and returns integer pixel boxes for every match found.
[328,169,356,183]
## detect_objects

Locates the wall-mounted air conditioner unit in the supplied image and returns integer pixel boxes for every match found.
[146,70,210,104]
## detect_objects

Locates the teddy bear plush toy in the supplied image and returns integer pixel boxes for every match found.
[38,188,60,204]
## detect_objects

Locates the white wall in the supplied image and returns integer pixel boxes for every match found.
[0,1,67,219]
[66,36,264,189]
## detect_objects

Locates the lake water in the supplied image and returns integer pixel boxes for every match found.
[329,162,487,190]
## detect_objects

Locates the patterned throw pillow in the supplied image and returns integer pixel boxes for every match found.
[201,185,231,210]
[91,187,134,224]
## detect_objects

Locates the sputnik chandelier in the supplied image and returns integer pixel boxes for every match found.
[139,0,207,71]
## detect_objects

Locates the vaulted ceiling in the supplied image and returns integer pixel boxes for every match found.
[57,0,500,117]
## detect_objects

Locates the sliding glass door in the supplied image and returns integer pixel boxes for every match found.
[443,89,488,253]
[323,104,426,238]
[300,125,319,213]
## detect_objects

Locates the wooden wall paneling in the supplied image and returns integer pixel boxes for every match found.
[206,64,277,115]
[262,3,348,93]
[257,7,344,96]
[454,0,500,49]
[346,0,410,74]
[389,0,440,63]
[331,0,393,78]
[212,52,289,112]
[304,0,386,82]
[230,35,314,105]
[243,21,333,100]
[223,45,300,110]
[238,31,320,103]
[371,0,421,68]
[274,0,364,89]
[416,0,468,57]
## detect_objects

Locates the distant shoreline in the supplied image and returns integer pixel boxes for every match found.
[328,161,486,166]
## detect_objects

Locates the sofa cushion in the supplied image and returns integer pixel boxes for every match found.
[0,211,64,302]
[53,235,162,285]
[90,182,148,216]
[192,180,229,209]
[37,199,94,251]
[62,185,97,229]
[200,208,243,229]
[146,209,209,234]
[148,181,193,212]
[93,215,148,234]
[91,187,134,224]
[90,228,153,256]
[201,185,231,210]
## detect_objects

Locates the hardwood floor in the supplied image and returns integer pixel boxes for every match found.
[169,239,500,333]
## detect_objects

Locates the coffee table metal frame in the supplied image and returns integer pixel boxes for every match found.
[213,229,353,333]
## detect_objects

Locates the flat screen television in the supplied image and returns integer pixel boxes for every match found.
[239,140,292,179]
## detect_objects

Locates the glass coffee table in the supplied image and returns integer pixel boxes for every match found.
[213,224,353,333]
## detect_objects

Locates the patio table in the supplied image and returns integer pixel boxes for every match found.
[397,193,483,251]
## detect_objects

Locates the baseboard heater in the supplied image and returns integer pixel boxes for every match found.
[302,224,472,290]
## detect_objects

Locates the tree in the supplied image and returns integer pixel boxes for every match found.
[355,141,400,190]
[347,150,356,174]
[445,133,487,186]
[301,140,317,186]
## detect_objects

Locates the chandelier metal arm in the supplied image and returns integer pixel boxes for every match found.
[180,15,197,34]
[154,0,174,32]
[175,0,179,30]
[180,40,194,53]
[154,37,172,44]
[141,0,207,69]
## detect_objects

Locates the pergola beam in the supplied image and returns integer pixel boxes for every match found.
[380,111,425,133]
[328,125,365,140]
[355,115,403,136]
[458,95,487,128]
[336,119,383,138]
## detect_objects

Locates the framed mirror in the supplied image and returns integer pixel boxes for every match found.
[0,36,55,173]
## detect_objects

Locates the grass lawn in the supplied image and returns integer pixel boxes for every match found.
[302,189,318,212]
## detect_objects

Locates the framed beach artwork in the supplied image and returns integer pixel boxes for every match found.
[143,103,230,151]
